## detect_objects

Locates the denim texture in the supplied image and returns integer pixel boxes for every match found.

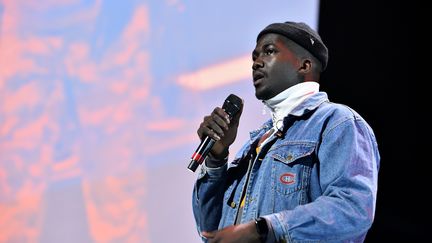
[192,92,380,242]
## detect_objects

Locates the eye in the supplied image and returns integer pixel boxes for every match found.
[265,48,275,55]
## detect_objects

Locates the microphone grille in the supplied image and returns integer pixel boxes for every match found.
[222,94,242,119]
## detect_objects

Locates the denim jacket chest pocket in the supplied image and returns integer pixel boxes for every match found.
[268,143,316,200]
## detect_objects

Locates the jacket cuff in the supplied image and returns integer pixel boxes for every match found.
[197,156,228,180]
[263,213,292,242]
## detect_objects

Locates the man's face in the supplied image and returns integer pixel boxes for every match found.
[252,33,300,100]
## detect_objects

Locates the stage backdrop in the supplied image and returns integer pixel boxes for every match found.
[0,1,318,242]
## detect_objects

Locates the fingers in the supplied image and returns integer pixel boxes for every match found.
[214,107,231,125]
[202,231,218,243]
[201,231,215,238]
[209,111,229,135]
[198,107,230,141]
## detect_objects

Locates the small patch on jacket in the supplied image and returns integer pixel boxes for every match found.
[279,173,295,185]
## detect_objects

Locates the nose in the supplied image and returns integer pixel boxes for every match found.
[252,58,264,71]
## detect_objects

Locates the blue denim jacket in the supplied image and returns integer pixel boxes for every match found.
[192,92,380,242]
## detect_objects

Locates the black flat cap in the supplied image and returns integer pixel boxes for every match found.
[257,21,328,70]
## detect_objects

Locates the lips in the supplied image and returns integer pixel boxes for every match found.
[253,71,265,84]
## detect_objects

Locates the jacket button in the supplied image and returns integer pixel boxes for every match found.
[230,202,236,208]
[287,154,293,160]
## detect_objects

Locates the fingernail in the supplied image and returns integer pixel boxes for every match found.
[214,134,221,140]
[225,116,230,124]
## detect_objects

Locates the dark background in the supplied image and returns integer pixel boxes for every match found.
[318,1,424,241]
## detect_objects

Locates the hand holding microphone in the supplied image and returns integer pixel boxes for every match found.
[188,94,243,172]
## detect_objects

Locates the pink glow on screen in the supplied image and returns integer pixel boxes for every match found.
[0,0,318,242]
[177,55,251,91]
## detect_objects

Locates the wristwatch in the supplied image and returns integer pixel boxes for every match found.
[255,217,269,243]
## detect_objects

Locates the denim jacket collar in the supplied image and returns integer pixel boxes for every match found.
[249,92,329,143]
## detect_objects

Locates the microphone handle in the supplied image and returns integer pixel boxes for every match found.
[187,136,216,172]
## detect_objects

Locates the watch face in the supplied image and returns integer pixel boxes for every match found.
[256,217,269,239]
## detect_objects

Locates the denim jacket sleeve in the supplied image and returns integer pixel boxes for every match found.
[192,156,228,239]
[265,116,380,242]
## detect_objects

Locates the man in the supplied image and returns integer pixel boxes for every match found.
[192,21,380,243]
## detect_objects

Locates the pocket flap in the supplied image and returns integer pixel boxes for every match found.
[271,143,315,164]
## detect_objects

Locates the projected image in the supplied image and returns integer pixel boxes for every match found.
[0,1,319,242]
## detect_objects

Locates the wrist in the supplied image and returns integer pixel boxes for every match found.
[210,146,229,159]
[205,152,228,168]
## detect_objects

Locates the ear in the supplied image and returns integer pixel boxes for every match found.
[298,59,312,74]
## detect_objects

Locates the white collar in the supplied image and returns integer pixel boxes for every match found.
[263,81,319,130]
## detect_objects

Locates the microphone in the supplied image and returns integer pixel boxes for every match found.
[188,94,243,172]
